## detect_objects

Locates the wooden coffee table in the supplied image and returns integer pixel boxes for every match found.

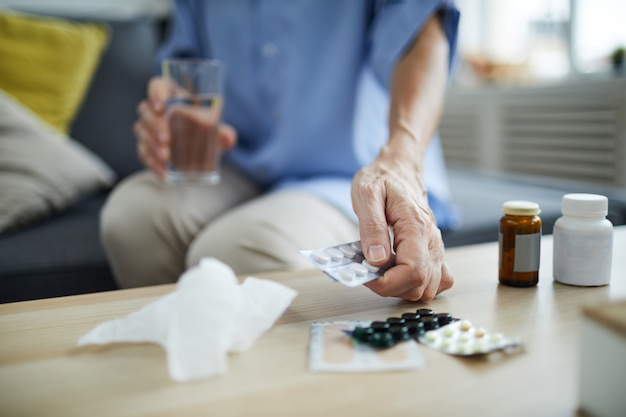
[1,228,624,417]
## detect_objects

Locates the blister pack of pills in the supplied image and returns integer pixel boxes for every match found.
[309,321,424,373]
[300,241,395,287]
[419,319,522,356]
[348,308,522,357]
[348,309,457,348]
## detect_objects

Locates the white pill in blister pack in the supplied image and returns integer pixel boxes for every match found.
[300,240,395,287]
[339,244,356,259]
[326,248,344,262]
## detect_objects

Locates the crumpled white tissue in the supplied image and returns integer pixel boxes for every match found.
[77,258,297,382]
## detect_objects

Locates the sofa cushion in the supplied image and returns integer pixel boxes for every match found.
[0,10,167,304]
[0,90,116,234]
[0,11,110,134]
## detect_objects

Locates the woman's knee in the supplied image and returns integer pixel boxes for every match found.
[186,192,359,275]
[186,217,305,275]
[100,173,187,287]
[100,177,141,252]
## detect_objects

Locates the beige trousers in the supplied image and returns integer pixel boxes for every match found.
[100,168,359,288]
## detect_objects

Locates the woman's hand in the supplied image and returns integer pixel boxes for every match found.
[351,145,453,301]
[132,77,237,181]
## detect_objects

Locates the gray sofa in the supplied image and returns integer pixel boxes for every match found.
[0,13,161,303]
[441,167,626,247]
[1,12,624,304]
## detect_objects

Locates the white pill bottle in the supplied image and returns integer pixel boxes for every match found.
[553,193,613,286]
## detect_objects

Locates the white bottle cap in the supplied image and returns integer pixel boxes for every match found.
[561,193,608,217]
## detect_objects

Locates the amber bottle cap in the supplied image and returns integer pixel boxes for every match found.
[502,200,541,216]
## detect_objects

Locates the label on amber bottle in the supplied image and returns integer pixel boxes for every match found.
[513,233,541,272]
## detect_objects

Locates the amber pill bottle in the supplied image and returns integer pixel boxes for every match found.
[498,201,542,287]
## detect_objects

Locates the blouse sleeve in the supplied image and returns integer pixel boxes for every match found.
[155,0,204,72]
[368,0,460,88]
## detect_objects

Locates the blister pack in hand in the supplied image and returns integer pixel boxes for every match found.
[300,241,395,287]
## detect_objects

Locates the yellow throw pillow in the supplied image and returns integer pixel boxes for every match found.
[0,11,110,134]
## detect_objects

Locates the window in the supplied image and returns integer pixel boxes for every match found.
[573,0,626,73]
[453,0,626,85]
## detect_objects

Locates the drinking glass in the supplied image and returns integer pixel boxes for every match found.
[162,59,224,185]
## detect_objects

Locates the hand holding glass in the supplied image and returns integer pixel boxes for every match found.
[162,59,224,185]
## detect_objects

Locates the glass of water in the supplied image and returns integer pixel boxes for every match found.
[162,59,224,185]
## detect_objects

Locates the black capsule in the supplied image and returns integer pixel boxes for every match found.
[421,316,440,330]
[415,308,435,318]
[352,326,374,342]
[388,324,410,341]
[401,313,421,322]
[369,331,395,348]
[406,321,425,336]
[370,321,390,332]
[386,317,406,325]
[435,313,454,326]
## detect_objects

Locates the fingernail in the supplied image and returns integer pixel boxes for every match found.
[367,245,386,263]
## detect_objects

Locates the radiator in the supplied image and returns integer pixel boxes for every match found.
[439,79,626,187]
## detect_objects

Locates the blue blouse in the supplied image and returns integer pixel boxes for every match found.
[158,0,461,229]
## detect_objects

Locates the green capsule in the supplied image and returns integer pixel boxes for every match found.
[352,326,374,342]
[388,323,410,341]
[369,331,395,349]
[421,316,440,330]
[407,321,425,334]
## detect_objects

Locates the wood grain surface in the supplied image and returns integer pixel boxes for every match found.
[1,227,624,417]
